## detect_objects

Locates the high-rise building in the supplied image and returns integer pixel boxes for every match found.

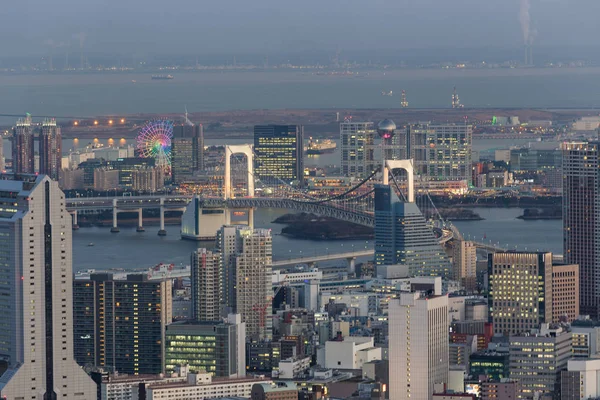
[374,184,452,278]
[11,114,35,175]
[340,121,375,178]
[552,264,580,323]
[73,273,173,375]
[236,228,273,340]
[509,324,571,399]
[191,248,222,321]
[113,157,156,188]
[216,225,248,314]
[389,292,449,400]
[563,142,600,317]
[171,124,204,183]
[561,359,600,400]
[165,314,246,377]
[131,166,165,192]
[488,252,552,336]
[39,118,62,180]
[452,240,477,291]
[0,175,96,399]
[397,123,473,184]
[254,125,304,185]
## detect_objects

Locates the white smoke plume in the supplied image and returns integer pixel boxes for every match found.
[519,0,531,44]
[72,32,86,48]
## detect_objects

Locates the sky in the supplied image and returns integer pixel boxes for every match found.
[3,0,600,57]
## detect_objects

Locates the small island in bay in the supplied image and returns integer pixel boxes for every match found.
[431,208,484,221]
[517,207,562,220]
[272,213,374,240]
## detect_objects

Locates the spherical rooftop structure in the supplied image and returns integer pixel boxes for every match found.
[377,119,396,139]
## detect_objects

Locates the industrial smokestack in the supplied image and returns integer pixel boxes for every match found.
[529,45,533,66]
[524,45,529,66]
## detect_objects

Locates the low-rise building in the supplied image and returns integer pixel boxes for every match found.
[251,381,299,400]
[561,359,600,400]
[145,372,272,400]
[324,336,382,370]
[276,356,311,379]
[480,379,520,400]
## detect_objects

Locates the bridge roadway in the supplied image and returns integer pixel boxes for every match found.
[66,195,375,227]
[272,250,374,268]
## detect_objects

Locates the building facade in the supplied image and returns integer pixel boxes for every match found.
[561,359,600,400]
[509,324,572,399]
[453,240,477,291]
[171,124,204,183]
[165,315,246,377]
[191,248,222,321]
[552,264,579,323]
[397,123,473,184]
[11,114,35,175]
[389,292,449,400]
[236,229,273,340]
[131,166,164,192]
[73,273,173,375]
[340,121,375,178]
[39,118,62,180]
[254,125,304,185]
[374,184,452,278]
[0,175,96,399]
[563,142,599,317]
[488,252,552,336]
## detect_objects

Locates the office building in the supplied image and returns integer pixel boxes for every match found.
[340,120,375,178]
[389,292,449,400]
[571,319,600,358]
[216,225,248,314]
[552,264,579,323]
[374,184,452,278]
[469,351,510,381]
[236,228,273,340]
[510,324,571,398]
[11,114,35,174]
[324,337,382,370]
[191,248,222,321]
[561,359,600,400]
[488,252,552,336]
[0,175,96,399]
[397,123,473,184]
[254,125,303,185]
[165,314,246,377]
[39,118,62,180]
[247,341,282,372]
[73,273,173,375]
[113,157,156,188]
[453,240,477,291]
[563,142,600,317]
[480,380,520,400]
[171,124,204,183]
[509,148,562,172]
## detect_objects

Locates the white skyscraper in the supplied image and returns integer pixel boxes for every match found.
[236,228,273,341]
[389,292,449,400]
[216,225,248,315]
[0,175,96,399]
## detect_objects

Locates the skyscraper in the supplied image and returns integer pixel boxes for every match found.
[254,125,304,185]
[216,225,247,314]
[374,184,452,278]
[389,292,449,400]
[191,248,222,321]
[563,141,600,317]
[452,240,477,291]
[340,121,375,178]
[236,228,273,341]
[488,252,553,336]
[11,114,35,175]
[171,124,204,183]
[73,273,172,375]
[396,123,472,184]
[39,118,62,180]
[0,175,96,399]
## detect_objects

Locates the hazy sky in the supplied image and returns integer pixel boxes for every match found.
[3,0,600,56]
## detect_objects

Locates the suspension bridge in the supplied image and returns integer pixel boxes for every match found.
[65,144,505,253]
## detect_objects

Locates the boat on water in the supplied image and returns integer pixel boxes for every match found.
[151,74,174,80]
[88,243,95,247]
[381,90,393,96]
[305,138,337,154]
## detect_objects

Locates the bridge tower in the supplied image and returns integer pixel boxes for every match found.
[224,144,254,199]
[382,159,415,203]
